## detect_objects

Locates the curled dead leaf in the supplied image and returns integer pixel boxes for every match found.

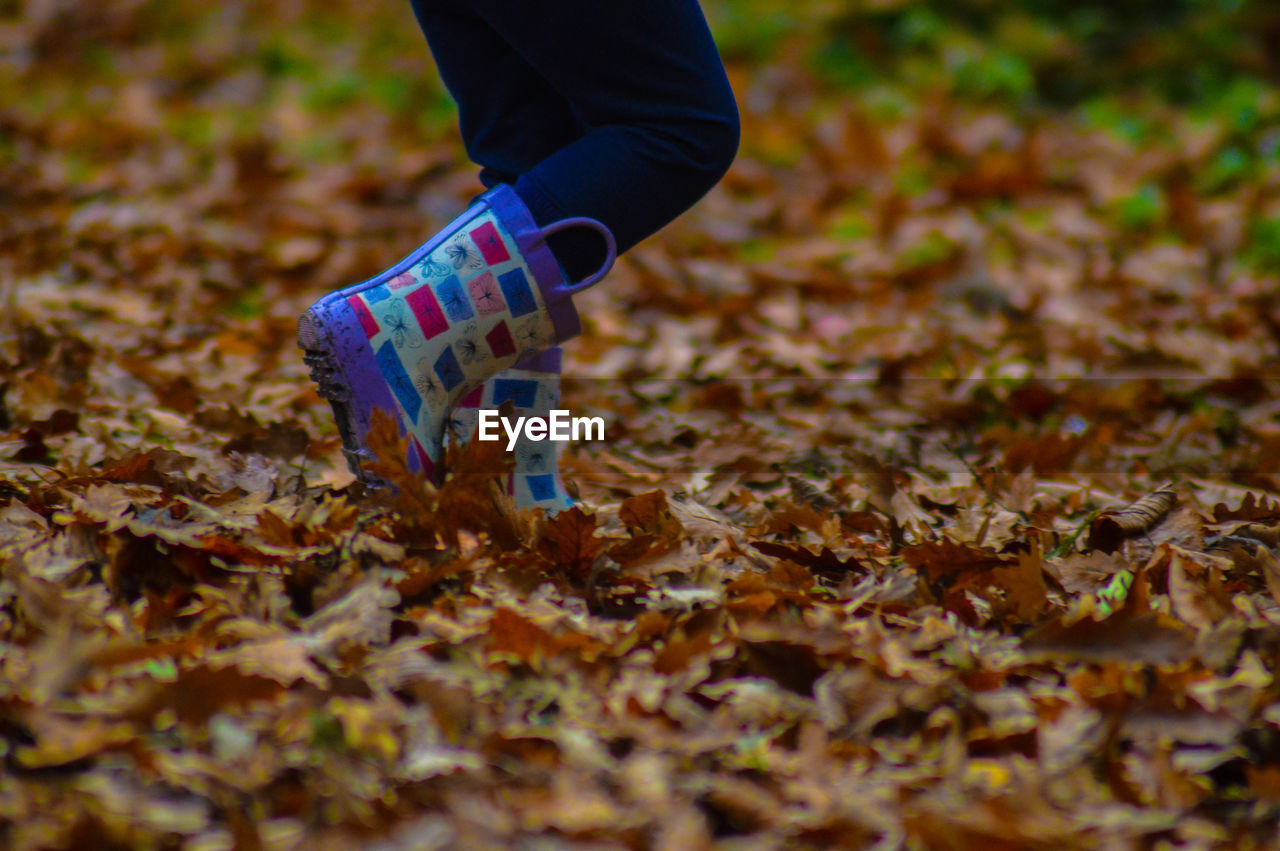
[1087,485,1178,553]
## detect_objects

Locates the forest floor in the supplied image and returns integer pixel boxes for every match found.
[4,2,1280,848]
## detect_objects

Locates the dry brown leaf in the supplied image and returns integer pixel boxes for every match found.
[1260,546,1280,610]
[15,716,136,769]
[1166,547,1231,631]
[1087,485,1178,553]
[619,489,683,538]
[537,507,606,582]
[991,543,1049,621]
[7,6,1280,846]
[205,636,329,688]
[1023,609,1194,665]
[1052,550,1128,594]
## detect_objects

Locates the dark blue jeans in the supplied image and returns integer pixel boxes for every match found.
[408,0,739,278]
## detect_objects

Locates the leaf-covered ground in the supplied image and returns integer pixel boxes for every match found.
[4,1,1280,848]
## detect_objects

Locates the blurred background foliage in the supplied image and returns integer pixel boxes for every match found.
[708,0,1280,107]
[703,0,1280,276]
[2,0,1279,273]
[6,0,1279,158]
[10,0,1279,130]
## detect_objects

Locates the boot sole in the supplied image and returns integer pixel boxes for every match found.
[298,310,378,484]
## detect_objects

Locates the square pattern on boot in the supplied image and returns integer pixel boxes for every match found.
[343,211,558,458]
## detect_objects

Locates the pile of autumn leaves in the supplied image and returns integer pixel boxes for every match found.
[6,1,1280,848]
[7,405,1280,847]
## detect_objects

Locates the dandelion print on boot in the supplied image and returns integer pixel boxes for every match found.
[298,184,615,484]
[449,347,576,514]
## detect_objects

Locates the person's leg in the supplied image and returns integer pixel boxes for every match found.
[414,0,738,509]
[467,0,740,271]
[408,0,583,188]
[408,2,587,509]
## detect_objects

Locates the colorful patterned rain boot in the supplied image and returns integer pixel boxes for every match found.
[449,347,576,514]
[298,185,615,484]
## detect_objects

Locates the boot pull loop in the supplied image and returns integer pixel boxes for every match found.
[534,217,617,297]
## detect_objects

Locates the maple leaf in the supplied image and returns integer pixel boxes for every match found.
[1213,492,1280,523]
[990,543,1049,622]
[537,506,606,583]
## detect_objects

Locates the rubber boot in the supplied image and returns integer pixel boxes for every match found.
[449,346,576,513]
[298,184,614,483]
